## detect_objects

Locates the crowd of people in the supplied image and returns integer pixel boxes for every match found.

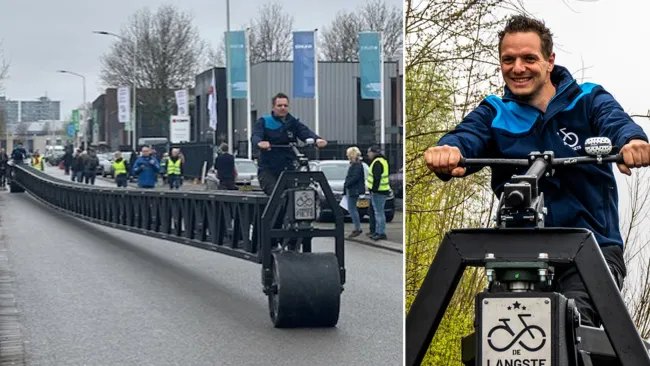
[58,144,186,190]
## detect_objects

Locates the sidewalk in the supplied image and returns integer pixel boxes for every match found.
[315,209,403,253]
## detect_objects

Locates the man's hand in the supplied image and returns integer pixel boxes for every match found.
[424,145,466,177]
[149,159,156,165]
[258,141,271,150]
[617,139,650,175]
[316,139,328,148]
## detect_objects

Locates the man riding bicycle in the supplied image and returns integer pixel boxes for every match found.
[251,92,327,248]
[251,92,327,196]
[424,15,650,328]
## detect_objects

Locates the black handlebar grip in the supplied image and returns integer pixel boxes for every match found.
[457,157,466,168]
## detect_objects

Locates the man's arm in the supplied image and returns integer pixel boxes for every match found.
[371,160,382,192]
[590,86,648,148]
[291,117,320,141]
[429,102,496,181]
[251,118,265,146]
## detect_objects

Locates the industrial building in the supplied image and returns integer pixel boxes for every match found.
[194,60,403,152]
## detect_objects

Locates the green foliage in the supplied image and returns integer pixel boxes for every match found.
[405,1,521,364]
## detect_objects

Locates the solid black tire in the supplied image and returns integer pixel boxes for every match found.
[268,251,341,328]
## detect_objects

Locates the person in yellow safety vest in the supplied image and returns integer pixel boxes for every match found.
[365,146,390,241]
[166,148,183,190]
[31,150,44,171]
[112,151,130,188]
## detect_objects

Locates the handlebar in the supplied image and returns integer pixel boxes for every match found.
[458,154,624,168]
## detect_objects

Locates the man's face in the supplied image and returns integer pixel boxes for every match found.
[500,31,554,101]
[273,98,289,118]
[141,148,150,157]
[367,150,376,160]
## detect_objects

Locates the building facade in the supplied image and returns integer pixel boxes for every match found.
[0,96,60,124]
[194,61,402,152]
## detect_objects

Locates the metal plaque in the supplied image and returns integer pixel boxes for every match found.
[293,190,315,220]
[481,297,552,366]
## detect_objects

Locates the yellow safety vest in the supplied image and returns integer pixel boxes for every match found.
[167,158,181,175]
[366,157,390,192]
[113,160,127,176]
[31,156,43,170]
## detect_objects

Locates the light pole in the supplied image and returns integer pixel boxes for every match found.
[57,70,87,149]
[93,30,138,151]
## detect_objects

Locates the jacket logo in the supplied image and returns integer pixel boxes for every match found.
[558,127,581,150]
[287,131,294,139]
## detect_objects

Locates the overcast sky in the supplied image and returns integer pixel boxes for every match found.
[0,0,401,119]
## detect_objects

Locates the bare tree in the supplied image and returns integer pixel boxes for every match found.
[99,4,208,135]
[320,0,403,61]
[248,3,293,64]
[320,11,363,62]
[204,37,226,68]
[0,40,9,94]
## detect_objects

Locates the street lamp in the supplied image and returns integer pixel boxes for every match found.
[93,30,138,151]
[57,70,87,149]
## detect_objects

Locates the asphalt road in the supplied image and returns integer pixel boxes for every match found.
[0,190,403,365]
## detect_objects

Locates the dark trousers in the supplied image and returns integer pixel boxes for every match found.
[218,180,238,190]
[115,174,128,187]
[84,173,95,185]
[553,245,626,328]
[168,175,181,189]
[72,171,83,182]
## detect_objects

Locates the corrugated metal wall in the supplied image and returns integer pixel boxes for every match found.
[229,61,399,144]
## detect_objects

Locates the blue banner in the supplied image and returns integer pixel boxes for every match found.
[227,30,248,99]
[359,32,381,99]
[293,31,316,98]
[66,123,75,138]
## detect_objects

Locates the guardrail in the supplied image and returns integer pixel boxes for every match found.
[11,163,269,264]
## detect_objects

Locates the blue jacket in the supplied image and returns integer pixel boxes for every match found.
[437,65,648,248]
[11,147,26,161]
[344,161,366,197]
[251,112,319,176]
[132,155,160,188]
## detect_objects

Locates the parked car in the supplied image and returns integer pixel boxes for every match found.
[309,160,395,222]
[390,167,403,199]
[97,153,113,176]
[205,158,260,191]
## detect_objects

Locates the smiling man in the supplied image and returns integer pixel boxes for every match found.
[423,15,650,328]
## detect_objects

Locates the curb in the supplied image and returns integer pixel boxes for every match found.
[346,236,403,253]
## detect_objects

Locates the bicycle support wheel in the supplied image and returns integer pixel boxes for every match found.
[267,251,341,328]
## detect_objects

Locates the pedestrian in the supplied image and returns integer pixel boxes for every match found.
[166,148,183,190]
[132,146,159,189]
[31,150,44,171]
[214,143,238,190]
[159,152,169,184]
[71,149,84,182]
[63,143,73,175]
[129,149,138,182]
[11,142,26,164]
[365,146,390,241]
[82,149,99,185]
[0,149,8,189]
[343,146,365,238]
[112,151,129,188]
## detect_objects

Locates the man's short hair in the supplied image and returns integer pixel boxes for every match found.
[368,145,381,154]
[220,143,228,152]
[498,15,554,60]
[272,93,289,105]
